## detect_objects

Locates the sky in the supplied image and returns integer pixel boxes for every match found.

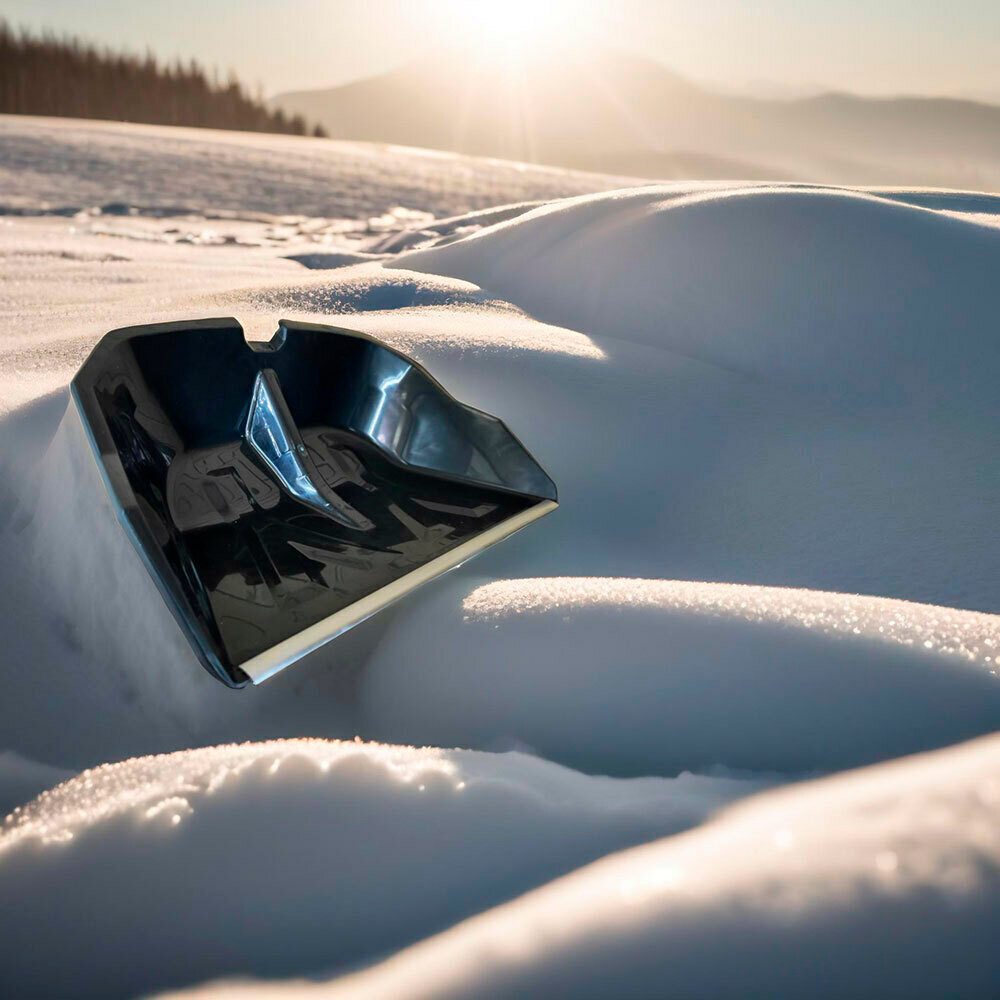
[4,0,1000,101]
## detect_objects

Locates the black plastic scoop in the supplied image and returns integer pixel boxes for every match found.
[71,318,557,687]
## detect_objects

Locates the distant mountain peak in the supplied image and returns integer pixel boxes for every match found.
[272,46,1000,188]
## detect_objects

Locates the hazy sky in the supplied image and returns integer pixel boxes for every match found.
[5,0,1000,100]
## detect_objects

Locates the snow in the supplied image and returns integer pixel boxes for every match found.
[398,185,1000,397]
[0,739,760,999]
[0,115,640,220]
[1,117,999,998]
[360,576,1000,776]
[396,185,1000,612]
[0,752,74,819]
[164,731,1000,1000]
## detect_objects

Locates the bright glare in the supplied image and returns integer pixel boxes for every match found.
[433,0,591,59]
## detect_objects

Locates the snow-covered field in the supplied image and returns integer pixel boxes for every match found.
[1,117,999,998]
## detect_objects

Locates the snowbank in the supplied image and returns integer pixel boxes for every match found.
[391,187,1000,613]
[398,185,1000,400]
[0,739,758,999]
[161,731,1000,1000]
[361,575,1000,775]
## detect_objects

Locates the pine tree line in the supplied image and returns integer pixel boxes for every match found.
[0,21,328,137]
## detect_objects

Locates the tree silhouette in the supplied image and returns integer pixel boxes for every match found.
[0,21,329,137]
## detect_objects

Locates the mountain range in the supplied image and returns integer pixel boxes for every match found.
[272,46,1000,189]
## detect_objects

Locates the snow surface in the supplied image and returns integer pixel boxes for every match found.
[1,117,999,998]
[397,185,1000,612]
[361,576,1000,776]
[0,115,640,219]
[164,731,1000,1000]
[397,185,1000,398]
[0,752,74,819]
[0,739,759,998]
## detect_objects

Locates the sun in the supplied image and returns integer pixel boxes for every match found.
[432,0,591,60]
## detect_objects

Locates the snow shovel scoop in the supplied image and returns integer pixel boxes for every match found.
[70,318,558,687]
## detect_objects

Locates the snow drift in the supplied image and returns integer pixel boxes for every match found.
[0,739,758,999]
[361,575,1000,775]
[160,731,1000,1000]
[394,186,1000,612]
[399,185,1000,400]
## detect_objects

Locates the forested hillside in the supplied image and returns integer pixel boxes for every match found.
[0,22,326,137]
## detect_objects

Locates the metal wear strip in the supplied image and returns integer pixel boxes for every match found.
[239,499,558,683]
